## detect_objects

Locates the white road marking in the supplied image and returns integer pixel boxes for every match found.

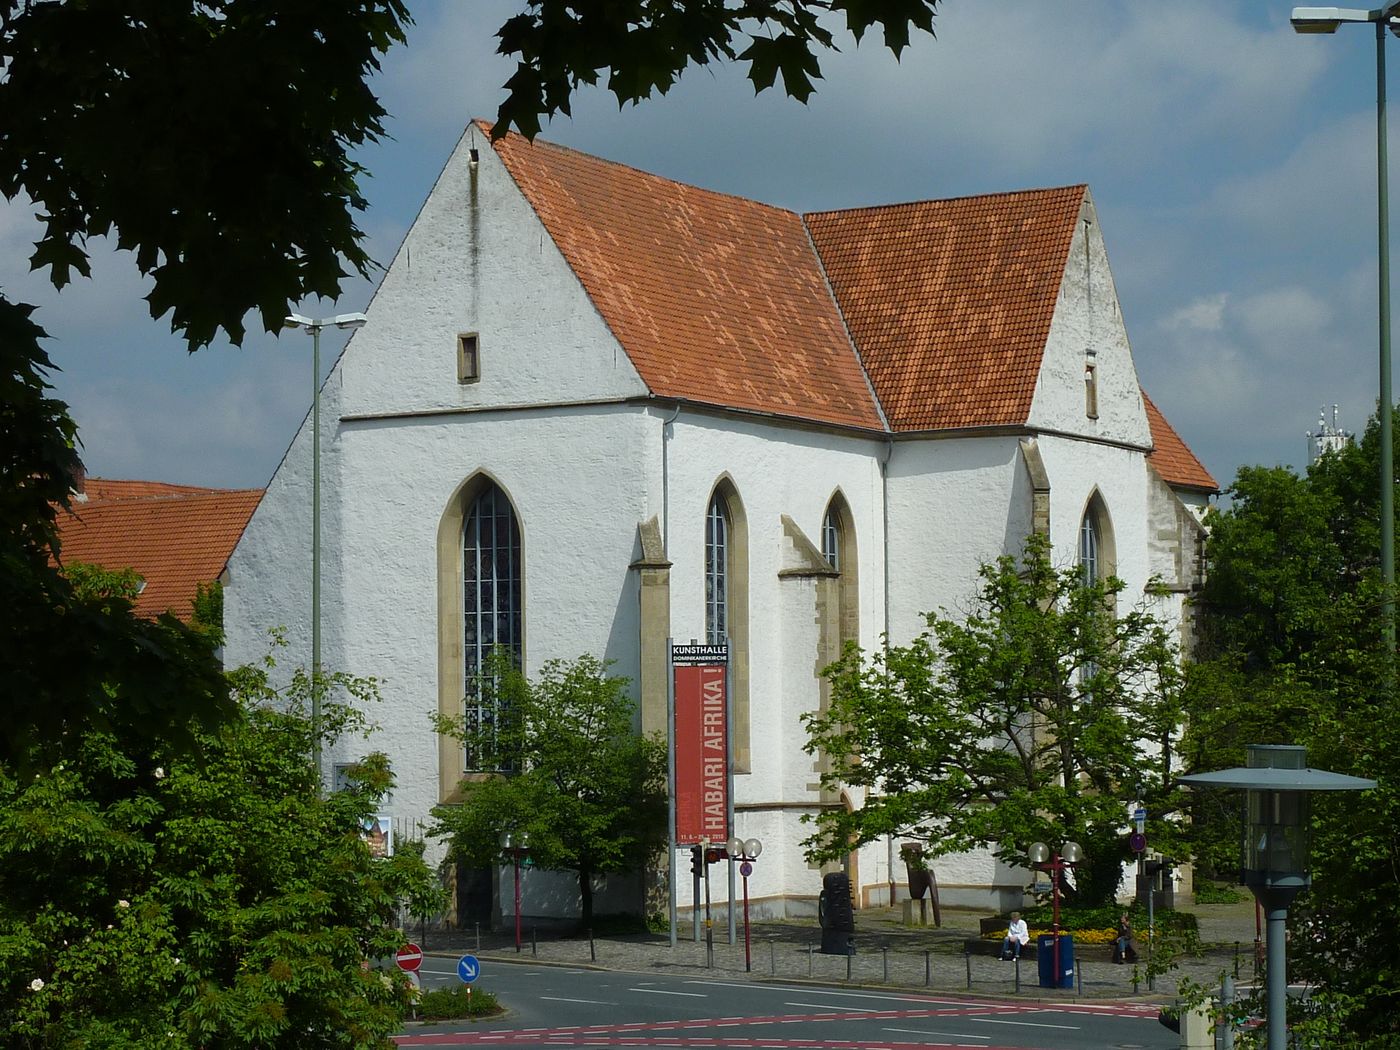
[538,995,616,1005]
[969,1016,1080,1030]
[628,987,708,998]
[882,1027,991,1040]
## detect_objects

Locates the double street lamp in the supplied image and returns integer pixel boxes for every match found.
[725,837,763,972]
[499,830,533,952]
[1027,839,1082,990]
[282,311,367,788]
[1292,4,1400,652]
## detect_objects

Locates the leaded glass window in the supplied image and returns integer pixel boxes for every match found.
[822,504,841,571]
[706,494,728,644]
[1079,509,1101,586]
[463,481,521,770]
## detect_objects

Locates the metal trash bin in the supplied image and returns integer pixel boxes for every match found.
[818,872,856,955]
[1036,933,1074,988]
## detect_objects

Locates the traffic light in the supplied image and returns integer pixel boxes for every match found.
[704,846,725,866]
[690,845,703,877]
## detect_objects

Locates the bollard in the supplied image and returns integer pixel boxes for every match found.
[808,942,814,977]
[1132,971,1139,995]
[1220,974,1236,1050]
[1076,960,1083,996]
[1013,955,1020,994]
[770,938,776,976]
[589,928,596,963]
[882,945,889,983]
[846,943,854,981]
[925,949,931,987]
[532,926,537,957]
[964,949,971,990]
[1233,941,1241,979]
[475,922,480,952]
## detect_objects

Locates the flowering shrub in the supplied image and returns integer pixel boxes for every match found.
[0,648,438,1048]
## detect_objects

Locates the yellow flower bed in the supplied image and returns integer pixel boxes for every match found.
[982,927,1124,945]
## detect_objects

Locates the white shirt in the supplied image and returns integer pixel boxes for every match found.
[1007,918,1029,945]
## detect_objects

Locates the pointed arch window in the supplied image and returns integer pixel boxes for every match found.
[1079,510,1101,586]
[705,494,729,643]
[463,480,521,769]
[821,504,841,571]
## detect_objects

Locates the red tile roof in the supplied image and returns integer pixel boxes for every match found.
[56,480,263,621]
[1142,390,1217,491]
[485,123,885,431]
[805,188,1087,431]
[483,125,1213,479]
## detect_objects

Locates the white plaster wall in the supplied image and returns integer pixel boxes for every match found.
[883,435,1033,647]
[338,128,648,418]
[328,404,654,830]
[658,411,887,912]
[1028,192,1152,450]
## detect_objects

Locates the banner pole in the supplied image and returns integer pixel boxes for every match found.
[726,637,737,945]
[667,637,677,949]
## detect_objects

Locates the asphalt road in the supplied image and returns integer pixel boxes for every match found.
[396,957,1176,1048]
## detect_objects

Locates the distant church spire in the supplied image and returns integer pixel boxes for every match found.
[1308,405,1353,464]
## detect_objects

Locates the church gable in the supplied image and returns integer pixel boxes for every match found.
[1026,193,1151,448]
[337,128,649,418]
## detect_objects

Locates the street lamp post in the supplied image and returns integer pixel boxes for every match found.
[725,837,763,972]
[1179,745,1374,1050]
[1027,839,1083,990]
[281,311,367,790]
[1292,4,1400,654]
[499,830,532,952]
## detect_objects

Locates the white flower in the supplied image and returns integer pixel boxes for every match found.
[172,957,180,965]
[118,899,130,909]
[29,978,43,992]
[154,767,165,780]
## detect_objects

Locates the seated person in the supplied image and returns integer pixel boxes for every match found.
[1001,911,1030,960]
[1113,913,1138,964]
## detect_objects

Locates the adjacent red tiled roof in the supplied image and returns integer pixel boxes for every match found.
[56,480,263,621]
[804,187,1087,431]
[485,122,885,431]
[1142,390,1217,491]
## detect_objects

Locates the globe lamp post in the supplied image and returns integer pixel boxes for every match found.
[498,830,532,952]
[725,837,763,972]
[1027,839,1082,989]
[1179,745,1374,1050]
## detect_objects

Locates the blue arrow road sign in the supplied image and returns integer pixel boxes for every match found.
[457,954,480,984]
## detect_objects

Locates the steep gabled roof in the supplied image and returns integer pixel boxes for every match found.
[804,187,1087,431]
[482,125,1213,480]
[1142,390,1217,491]
[56,480,263,621]
[485,122,885,431]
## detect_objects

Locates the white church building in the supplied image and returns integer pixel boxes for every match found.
[223,121,1216,924]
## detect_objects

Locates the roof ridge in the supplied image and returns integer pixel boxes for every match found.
[804,183,1089,221]
[482,118,805,222]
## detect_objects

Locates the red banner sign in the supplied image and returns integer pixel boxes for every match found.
[673,646,729,846]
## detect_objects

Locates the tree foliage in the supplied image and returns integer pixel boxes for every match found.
[433,653,667,928]
[1183,415,1399,1038]
[2,2,941,349]
[803,534,1184,906]
[493,0,941,139]
[0,650,430,1048]
[0,0,411,347]
[0,296,235,772]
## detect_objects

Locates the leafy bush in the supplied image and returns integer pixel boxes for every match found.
[1194,880,1248,905]
[415,985,501,1021]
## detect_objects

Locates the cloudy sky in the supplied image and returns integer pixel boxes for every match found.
[1,0,1389,491]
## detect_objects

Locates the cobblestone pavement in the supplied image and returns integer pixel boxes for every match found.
[412,901,1263,1005]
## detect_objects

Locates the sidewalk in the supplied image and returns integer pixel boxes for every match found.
[414,899,1262,1004]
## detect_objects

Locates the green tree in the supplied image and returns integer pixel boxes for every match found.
[803,534,1185,906]
[0,299,235,771]
[1184,417,1399,1039]
[433,653,667,929]
[0,649,432,1048]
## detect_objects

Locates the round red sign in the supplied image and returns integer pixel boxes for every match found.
[395,943,424,972]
